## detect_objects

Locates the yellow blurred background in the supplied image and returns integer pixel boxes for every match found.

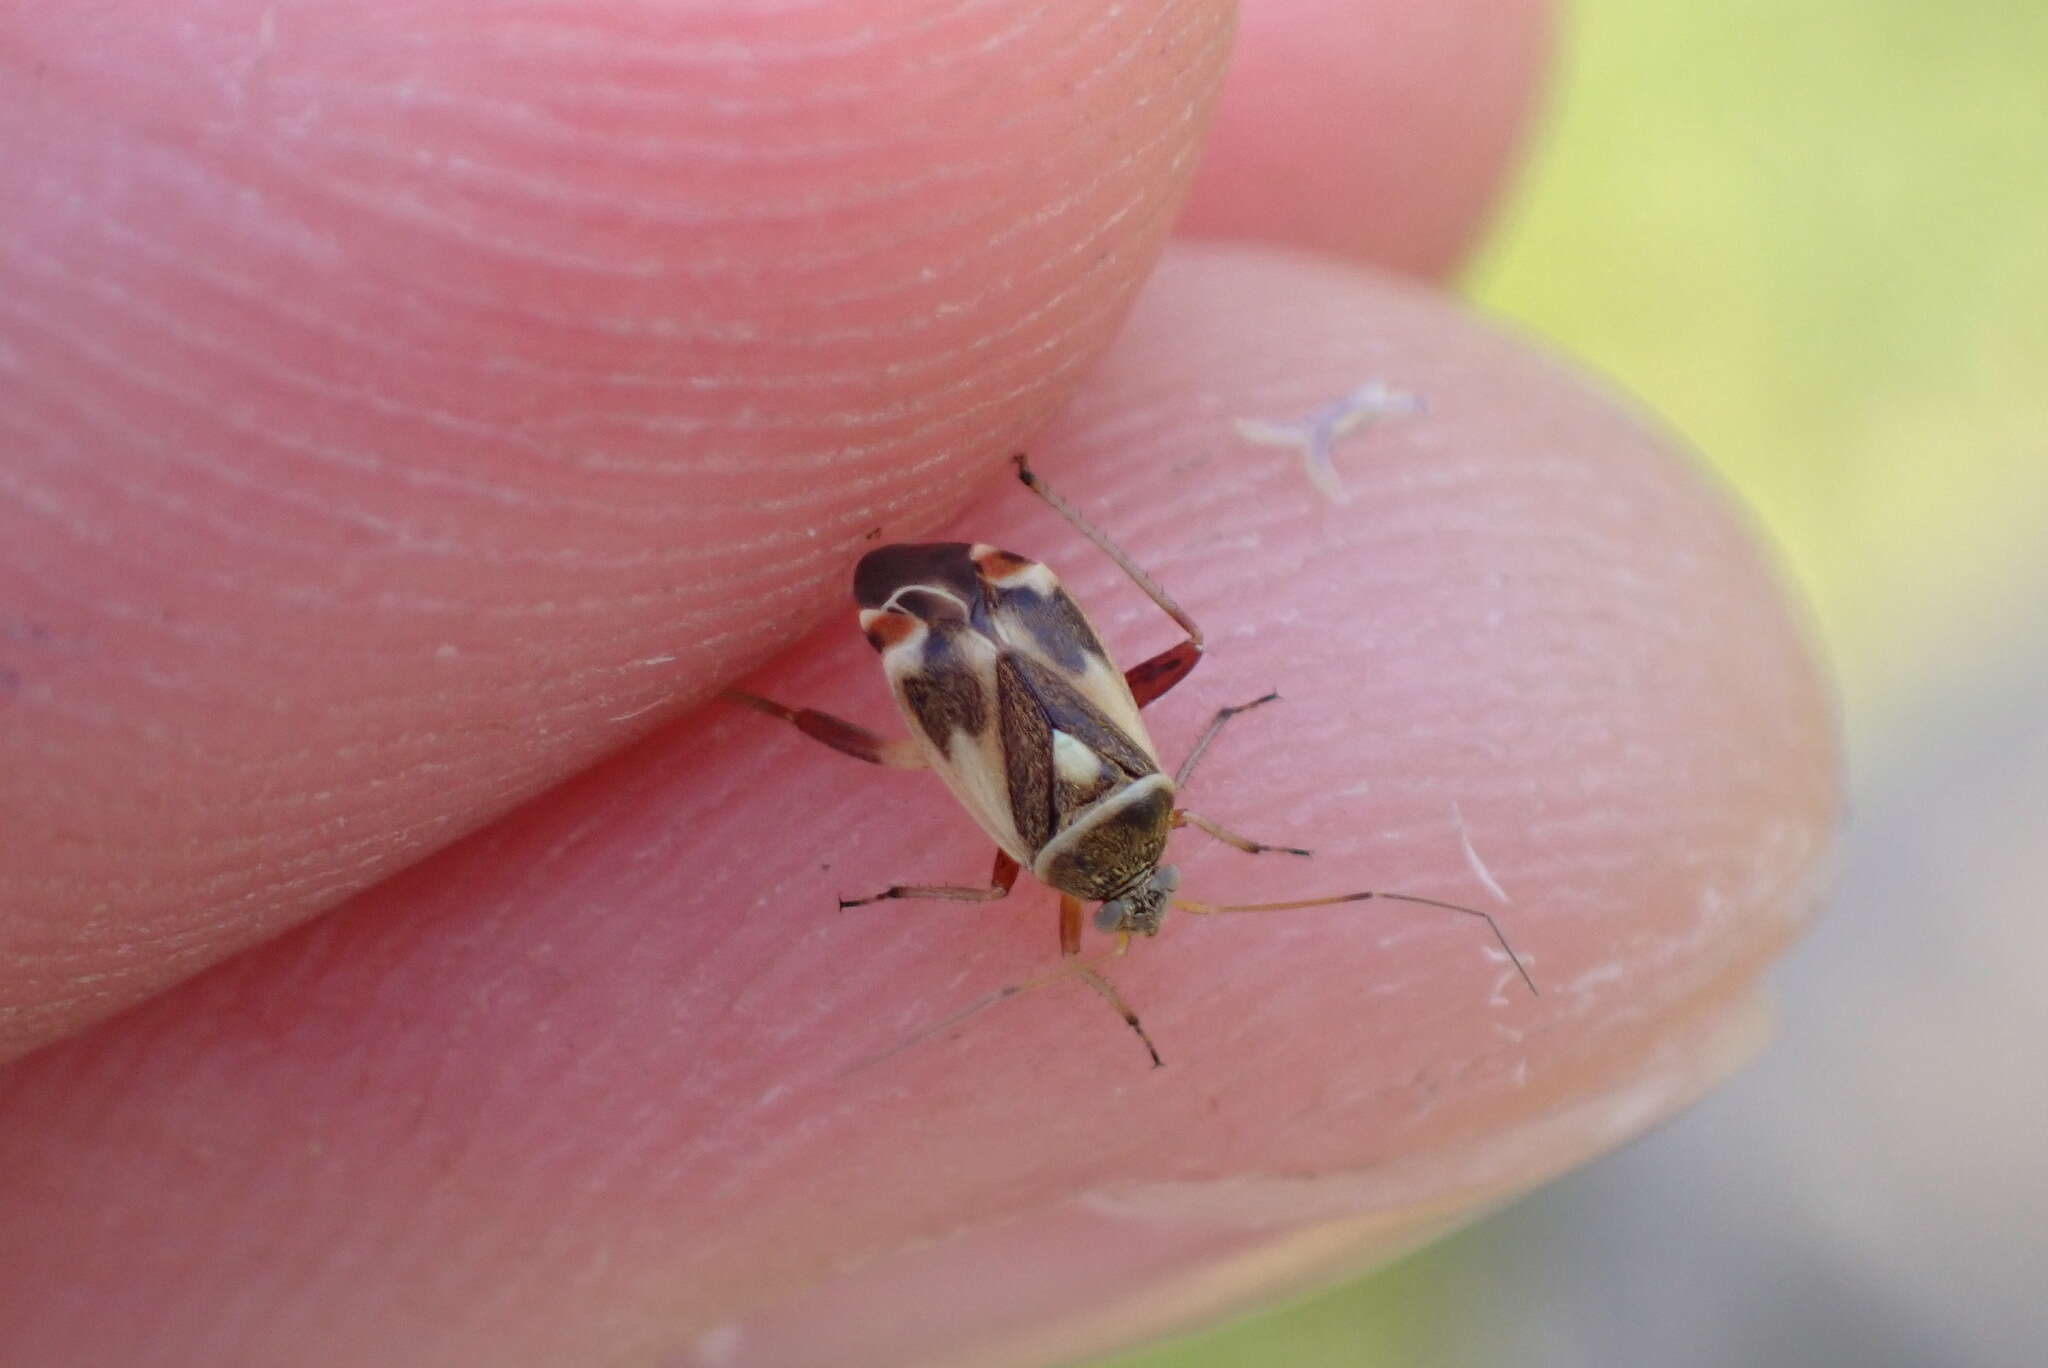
[1117,2,2047,1363]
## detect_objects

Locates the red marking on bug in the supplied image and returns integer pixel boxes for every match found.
[971,546,1035,580]
[862,611,917,652]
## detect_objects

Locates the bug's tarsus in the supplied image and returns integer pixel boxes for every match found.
[1177,891,1538,997]
[1174,690,1286,788]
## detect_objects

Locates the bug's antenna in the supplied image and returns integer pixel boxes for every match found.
[1013,453,1202,647]
[843,936,1162,1073]
[1176,892,1538,997]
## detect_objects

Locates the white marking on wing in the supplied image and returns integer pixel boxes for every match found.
[1050,728,1104,785]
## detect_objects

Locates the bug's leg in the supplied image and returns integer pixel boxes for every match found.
[1013,454,1205,708]
[1070,937,1161,1067]
[1168,696,1314,854]
[722,689,925,769]
[845,932,1162,1071]
[1174,808,1312,858]
[1124,641,1203,709]
[839,849,1020,910]
[1176,892,1538,997]
[1060,898,1154,1059]
[1173,691,1284,787]
[1058,893,1084,956]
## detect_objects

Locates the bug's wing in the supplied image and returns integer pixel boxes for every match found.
[1001,648,1176,898]
[1001,652,1157,785]
[854,541,1169,872]
[968,544,1160,765]
[860,561,1038,864]
[883,633,1162,875]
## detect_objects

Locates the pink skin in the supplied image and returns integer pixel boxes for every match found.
[1177,0,1555,273]
[0,3,1839,1366]
[2,0,1235,1051]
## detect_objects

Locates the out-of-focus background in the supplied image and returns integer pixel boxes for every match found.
[1117,2,2048,1364]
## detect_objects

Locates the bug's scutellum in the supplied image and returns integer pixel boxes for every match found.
[727,455,1534,1065]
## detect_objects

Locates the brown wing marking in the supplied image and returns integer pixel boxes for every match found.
[972,546,1156,754]
[999,584,1104,674]
[898,623,988,753]
[972,547,1113,672]
[995,653,1056,856]
[1006,652,1157,782]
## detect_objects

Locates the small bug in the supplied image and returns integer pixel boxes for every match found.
[727,454,1534,1065]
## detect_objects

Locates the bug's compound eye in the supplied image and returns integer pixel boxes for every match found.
[1151,865,1180,895]
[1094,899,1128,933]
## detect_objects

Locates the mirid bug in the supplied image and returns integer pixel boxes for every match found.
[726,454,1534,1065]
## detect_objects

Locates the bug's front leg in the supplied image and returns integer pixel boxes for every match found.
[839,849,1020,910]
[722,690,926,769]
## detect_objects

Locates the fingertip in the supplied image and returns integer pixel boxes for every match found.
[1179,0,1556,273]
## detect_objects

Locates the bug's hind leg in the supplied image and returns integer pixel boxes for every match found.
[1013,454,1205,709]
[839,849,1020,910]
[723,690,925,769]
[1124,642,1202,708]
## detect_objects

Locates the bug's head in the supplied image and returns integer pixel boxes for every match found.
[1094,865,1180,938]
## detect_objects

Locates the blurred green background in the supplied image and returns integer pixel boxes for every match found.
[1114,2,2048,1364]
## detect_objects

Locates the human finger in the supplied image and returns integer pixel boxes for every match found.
[1178,0,1554,274]
[0,242,1839,1366]
[0,0,1234,1055]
